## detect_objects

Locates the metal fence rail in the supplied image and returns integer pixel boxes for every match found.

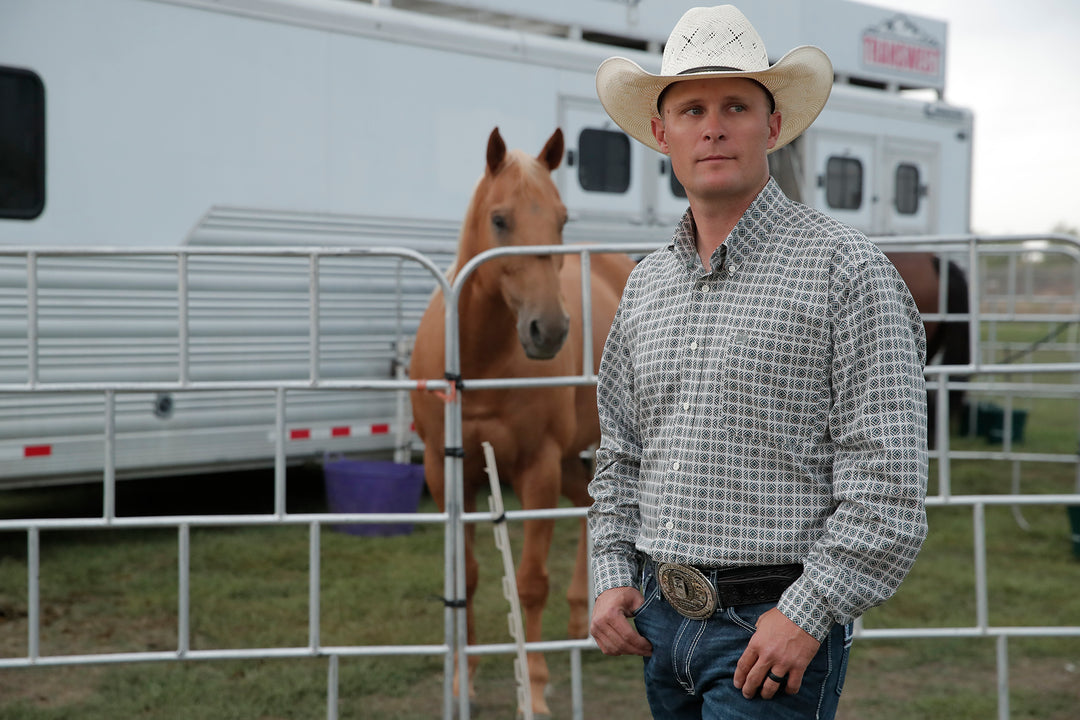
[1,237,1079,720]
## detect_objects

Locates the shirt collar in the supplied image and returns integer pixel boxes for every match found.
[667,178,784,274]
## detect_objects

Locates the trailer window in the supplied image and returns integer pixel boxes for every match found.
[577,128,630,194]
[0,67,45,220]
[895,163,921,215]
[667,159,687,199]
[825,156,862,210]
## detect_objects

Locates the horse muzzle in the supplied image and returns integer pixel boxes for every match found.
[519,311,570,360]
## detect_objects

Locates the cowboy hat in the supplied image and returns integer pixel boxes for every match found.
[595,5,833,154]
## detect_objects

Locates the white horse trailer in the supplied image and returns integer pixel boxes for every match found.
[0,0,973,487]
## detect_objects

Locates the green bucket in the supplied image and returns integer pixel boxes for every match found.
[961,402,1028,444]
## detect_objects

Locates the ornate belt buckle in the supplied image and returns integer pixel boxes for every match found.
[657,563,718,619]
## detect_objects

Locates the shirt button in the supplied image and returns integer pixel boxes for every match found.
[689,341,698,351]
[665,521,674,530]
[682,401,690,411]
[672,461,680,471]
[700,284,709,292]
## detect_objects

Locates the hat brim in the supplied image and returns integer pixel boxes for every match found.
[596,45,833,154]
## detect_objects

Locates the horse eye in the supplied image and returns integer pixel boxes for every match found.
[492,214,509,233]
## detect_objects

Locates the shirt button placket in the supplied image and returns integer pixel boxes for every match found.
[671,284,706,537]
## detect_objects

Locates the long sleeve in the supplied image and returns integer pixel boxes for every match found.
[778,253,929,640]
[588,290,645,596]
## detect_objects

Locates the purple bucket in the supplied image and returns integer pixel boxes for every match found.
[323,457,425,537]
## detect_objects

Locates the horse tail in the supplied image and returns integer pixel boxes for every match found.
[932,258,971,431]
[940,259,971,367]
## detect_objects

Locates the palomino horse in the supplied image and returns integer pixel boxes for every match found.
[886,251,971,441]
[409,127,635,716]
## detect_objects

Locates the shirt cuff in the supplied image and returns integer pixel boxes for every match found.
[592,550,640,598]
[777,575,835,642]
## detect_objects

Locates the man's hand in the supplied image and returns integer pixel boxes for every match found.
[733,608,820,699]
[589,586,653,657]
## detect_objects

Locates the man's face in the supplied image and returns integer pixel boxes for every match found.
[651,77,780,206]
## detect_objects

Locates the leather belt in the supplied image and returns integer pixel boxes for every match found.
[652,560,803,620]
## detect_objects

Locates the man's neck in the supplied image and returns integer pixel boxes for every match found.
[688,177,769,267]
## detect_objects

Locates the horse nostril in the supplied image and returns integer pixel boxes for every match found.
[530,319,544,345]
[523,313,570,359]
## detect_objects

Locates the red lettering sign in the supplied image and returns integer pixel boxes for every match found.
[862,35,940,76]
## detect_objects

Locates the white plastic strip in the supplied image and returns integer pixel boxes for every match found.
[481,441,532,720]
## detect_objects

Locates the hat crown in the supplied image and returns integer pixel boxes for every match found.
[661,6,770,76]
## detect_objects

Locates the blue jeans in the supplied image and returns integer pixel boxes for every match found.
[631,564,852,720]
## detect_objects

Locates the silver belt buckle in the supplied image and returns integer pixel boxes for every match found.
[657,563,718,619]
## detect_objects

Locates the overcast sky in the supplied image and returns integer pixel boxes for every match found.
[865,0,1080,236]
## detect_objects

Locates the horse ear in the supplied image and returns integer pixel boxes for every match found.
[538,128,564,171]
[486,127,506,175]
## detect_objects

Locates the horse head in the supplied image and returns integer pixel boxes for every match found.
[460,127,570,360]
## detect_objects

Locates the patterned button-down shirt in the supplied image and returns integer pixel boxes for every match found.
[588,179,929,641]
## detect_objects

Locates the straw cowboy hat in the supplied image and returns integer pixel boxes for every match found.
[596,5,833,154]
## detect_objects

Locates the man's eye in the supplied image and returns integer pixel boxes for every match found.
[730,104,746,113]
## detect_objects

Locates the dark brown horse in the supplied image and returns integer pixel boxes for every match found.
[886,251,971,441]
[409,127,635,716]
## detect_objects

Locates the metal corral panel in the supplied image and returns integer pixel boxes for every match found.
[0,246,446,486]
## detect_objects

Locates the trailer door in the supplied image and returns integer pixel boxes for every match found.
[881,140,937,235]
[811,131,876,234]
[558,99,645,222]
[655,155,692,224]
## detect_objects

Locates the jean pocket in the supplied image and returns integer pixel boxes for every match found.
[724,601,774,635]
[835,622,854,696]
[629,566,660,618]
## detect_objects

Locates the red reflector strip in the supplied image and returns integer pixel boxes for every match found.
[25,445,52,458]
[277,422,415,442]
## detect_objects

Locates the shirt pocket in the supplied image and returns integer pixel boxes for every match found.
[719,329,824,450]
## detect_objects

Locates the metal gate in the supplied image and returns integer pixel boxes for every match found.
[1,237,1079,719]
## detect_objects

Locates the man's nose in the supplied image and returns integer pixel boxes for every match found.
[702,111,725,141]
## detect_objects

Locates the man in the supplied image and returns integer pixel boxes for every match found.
[587,6,929,719]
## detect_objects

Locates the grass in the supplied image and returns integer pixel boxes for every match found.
[0,469,647,719]
[0,463,1077,719]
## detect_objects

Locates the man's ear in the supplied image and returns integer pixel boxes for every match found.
[651,116,669,154]
[766,111,782,150]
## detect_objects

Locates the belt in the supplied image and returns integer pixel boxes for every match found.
[647,558,803,620]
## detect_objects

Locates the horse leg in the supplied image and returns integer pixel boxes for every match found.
[514,449,562,717]
[560,453,592,640]
[567,520,590,641]
[423,440,482,703]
